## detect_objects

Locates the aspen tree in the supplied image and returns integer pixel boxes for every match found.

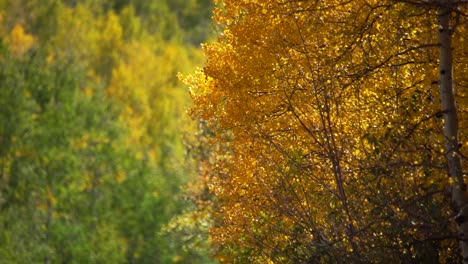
[437,3,468,263]
[187,0,468,262]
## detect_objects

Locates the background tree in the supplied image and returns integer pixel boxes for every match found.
[0,0,216,263]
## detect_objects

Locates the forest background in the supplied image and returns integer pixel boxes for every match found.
[3,0,468,263]
[0,0,216,263]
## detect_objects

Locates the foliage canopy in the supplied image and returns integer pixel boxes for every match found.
[186,0,468,263]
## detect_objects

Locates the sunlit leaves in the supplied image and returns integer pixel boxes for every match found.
[188,0,468,262]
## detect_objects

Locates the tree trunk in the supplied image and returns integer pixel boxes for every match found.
[438,6,468,263]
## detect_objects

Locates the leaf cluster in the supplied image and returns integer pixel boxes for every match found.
[187,0,468,263]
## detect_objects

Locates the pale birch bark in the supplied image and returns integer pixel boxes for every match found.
[438,6,468,263]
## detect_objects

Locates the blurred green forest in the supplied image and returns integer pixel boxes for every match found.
[0,0,215,263]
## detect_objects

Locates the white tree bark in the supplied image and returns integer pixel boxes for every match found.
[438,6,468,263]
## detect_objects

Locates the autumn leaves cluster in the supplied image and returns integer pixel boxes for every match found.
[186,0,468,263]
